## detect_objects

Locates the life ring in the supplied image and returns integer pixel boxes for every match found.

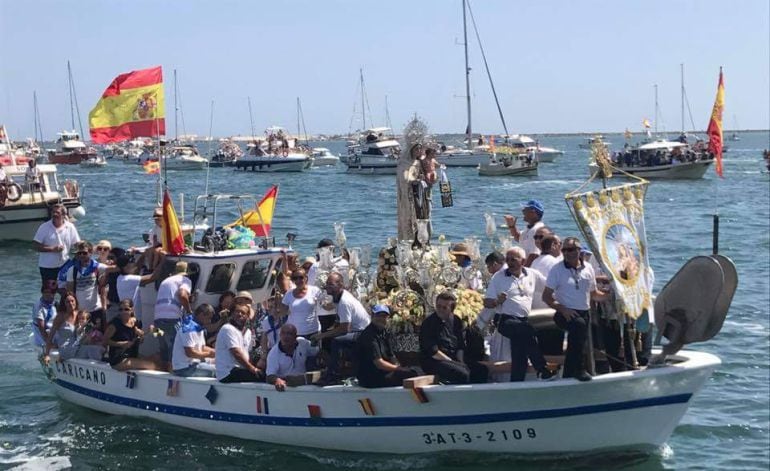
[4,182,23,202]
[282,149,289,157]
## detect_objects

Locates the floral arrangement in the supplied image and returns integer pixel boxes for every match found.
[453,288,484,324]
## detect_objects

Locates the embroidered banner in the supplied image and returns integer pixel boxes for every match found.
[566,182,653,320]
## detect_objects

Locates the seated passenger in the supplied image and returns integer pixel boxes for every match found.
[32,283,57,349]
[266,324,319,391]
[257,296,286,369]
[356,304,420,388]
[215,304,264,383]
[172,304,216,377]
[44,304,106,362]
[419,291,488,384]
[104,300,159,371]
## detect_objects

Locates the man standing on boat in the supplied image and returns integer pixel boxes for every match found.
[504,199,545,267]
[33,204,81,284]
[60,240,108,330]
[484,247,554,382]
[356,304,421,388]
[216,304,264,383]
[542,237,608,382]
[153,261,192,371]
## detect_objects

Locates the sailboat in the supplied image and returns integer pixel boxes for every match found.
[344,69,401,175]
[48,61,98,165]
[729,115,740,141]
[153,70,207,170]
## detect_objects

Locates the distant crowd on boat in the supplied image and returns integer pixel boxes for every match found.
[33,198,653,391]
[612,139,713,168]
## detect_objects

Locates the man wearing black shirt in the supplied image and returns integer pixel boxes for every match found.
[419,291,488,384]
[356,304,420,388]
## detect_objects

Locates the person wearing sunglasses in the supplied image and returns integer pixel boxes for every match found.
[33,203,81,284]
[93,240,113,264]
[105,300,159,371]
[542,237,608,382]
[279,269,322,338]
[504,199,546,267]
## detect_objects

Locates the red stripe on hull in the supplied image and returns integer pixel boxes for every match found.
[101,66,163,98]
[90,120,165,144]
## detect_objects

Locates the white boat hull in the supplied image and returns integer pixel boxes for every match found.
[236,155,312,172]
[45,349,718,454]
[311,156,340,167]
[479,163,538,177]
[163,158,208,170]
[603,160,714,179]
[535,149,562,163]
[345,154,398,175]
[0,202,51,240]
[437,151,491,167]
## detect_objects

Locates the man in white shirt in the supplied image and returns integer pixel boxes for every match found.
[216,304,264,382]
[307,239,350,332]
[172,305,215,377]
[314,272,371,381]
[504,199,545,267]
[33,204,80,283]
[31,283,57,348]
[531,235,563,310]
[266,323,319,391]
[483,247,553,382]
[25,159,42,192]
[543,237,608,382]
[154,261,193,370]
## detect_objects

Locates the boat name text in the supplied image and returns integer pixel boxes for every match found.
[421,427,537,445]
[55,361,107,385]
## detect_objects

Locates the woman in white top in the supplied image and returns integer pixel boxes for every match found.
[280,268,321,337]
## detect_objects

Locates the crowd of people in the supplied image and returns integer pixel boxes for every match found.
[34,199,650,391]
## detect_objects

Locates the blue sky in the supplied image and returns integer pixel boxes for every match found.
[1,0,768,139]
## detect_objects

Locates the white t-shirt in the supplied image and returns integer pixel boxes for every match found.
[31,299,56,347]
[283,285,321,336]
[458,266,483,291]
[33,220,81,268]
[0,168,7,181]
[215,323,252,380]
[150,224,163,247]
[485,268,545,319]
[117,274,142,302]
[154,274,192,320]
[65,261,107,312]
[545,262,597,311]
[336,290,370,332]
[520,221,545,257]
[530,254,561,278]
[172,328,207,371]
[266,337,319,378]
[25,166,41,182]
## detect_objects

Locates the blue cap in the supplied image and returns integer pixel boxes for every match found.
[371,304,391,316]
[580,249,593,256]
[521,199,545,216]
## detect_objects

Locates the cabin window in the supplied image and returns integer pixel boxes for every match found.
[236,259,272,291]
[205,263,236,294]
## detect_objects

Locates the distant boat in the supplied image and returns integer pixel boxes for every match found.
[80,154,107,168]
[579,135,611,150]
[602,140,713,179]
[478,152,538,176]
[49,61,95,164]
[235,126,312,172]
[497,134,563,163]
[310,147,340,167]
[345,128,400,175]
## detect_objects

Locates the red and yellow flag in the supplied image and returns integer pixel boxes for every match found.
[706,67,725,178]
[161,190,186,255]
[143,160,160,174]
[89,66,165,144]
[230,185,278,237]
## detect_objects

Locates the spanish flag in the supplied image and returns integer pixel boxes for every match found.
[230,185,278,237]
[143,160,160,174]
[706,67,725,178]
[161,189,185,255]
[89,66,165,144]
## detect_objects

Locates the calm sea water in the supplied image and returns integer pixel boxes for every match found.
[1,133,768,470]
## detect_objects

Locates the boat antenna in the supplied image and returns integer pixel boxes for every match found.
[247,96,256,140]
[466,0,509,137]
[653,83,658,137]
[462,0,473,150]
[67,61,85,139]
[360,68,371,131]
[174,69,179,141]
[297,97,309,144]
[205,99,214,196]
[385,95,393,131]
[33,91,43,142]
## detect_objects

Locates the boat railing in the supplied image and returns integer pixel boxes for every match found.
[190,194,272,252]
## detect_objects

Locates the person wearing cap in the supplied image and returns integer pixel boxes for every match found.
[356,304,421,388]
[504,199,546,267]
[483,247,554,382]
[234,290,256,318]
[542,237,608,382]
[450,243,483,290]
[266,323,319,391]
[153,260,193,371]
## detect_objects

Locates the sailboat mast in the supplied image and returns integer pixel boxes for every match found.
[385,95,393,130]
[33,91,43,142]
[360,68,366,131]
[297,97,301,140]
[67,61,75,130]
[173,69,179,141]
[463,0,472,150]
[653,84,659,136]
[247,97,256,140]
[680,63,685,135]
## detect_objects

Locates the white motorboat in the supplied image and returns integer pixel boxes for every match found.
[478,154,538,176]
[0,161,84,241]
[235,129,312,172]
[498,134,563,163]
[80,154,107,168]
[437,148,492,168]
[162,144,208,170]
[310,147,340,167]
[604,140,714,179]
[345,128,401,175]
[48,130,98,165]
[580,135,611,150]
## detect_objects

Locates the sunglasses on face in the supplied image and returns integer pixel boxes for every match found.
[562,247,579,253]
[77,251,90,255]
[119,308,132,312]
[534,235,544,240]
[96,247,110,252]
[291,276,305,281]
